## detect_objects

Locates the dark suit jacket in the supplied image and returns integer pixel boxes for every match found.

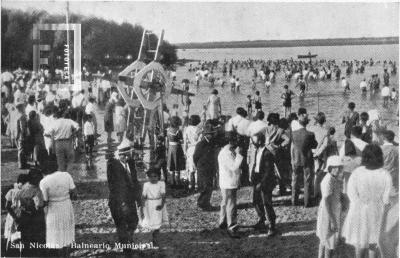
[107,158,141,207]
[291,127,318,167]
[251,147,276,191]
[16,114,28,142]
[193,138,217,189]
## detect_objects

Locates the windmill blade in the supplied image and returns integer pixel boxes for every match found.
[115,81,141,108]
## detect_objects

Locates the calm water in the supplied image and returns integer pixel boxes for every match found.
[178,44,399,62]
[171,44,399,143]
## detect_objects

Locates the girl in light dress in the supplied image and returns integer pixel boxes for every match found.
[316,156,346,258]
[140,169,169,247]
[114,98,127,144]
[183,115,201,191]
[342,144,392,258]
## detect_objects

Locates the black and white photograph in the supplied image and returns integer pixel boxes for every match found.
[0,0,399,257]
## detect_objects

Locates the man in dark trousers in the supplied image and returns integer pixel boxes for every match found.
[193,123,217,211]
[107,138,141,255]
[16,101,28,169]
[291,108,318,207]
[250,133,277,237]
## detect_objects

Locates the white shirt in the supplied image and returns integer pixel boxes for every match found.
[83,121,94,136]
[101,80,111,90]
[218,145,243,189]
[339,137,368,157]
[13,89,25,104]
[48,118,80,140]
[226,115,251,136]
[254,146,266,173]
[230,78,235,84]
[85,102,96,114]
[25,103,37,116]
[163,111,170,124]
[247,120,267,136]
[341,79,348,88]
[381,86,390,97]
[41,115,54,134]
[45,92,56,103]
[72,93,86,108]
[57,88,70,100]
[291,120,302,131]
[360,81,367,89]
[265,81,272,88]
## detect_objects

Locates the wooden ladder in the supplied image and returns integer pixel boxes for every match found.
[138,29,164,62]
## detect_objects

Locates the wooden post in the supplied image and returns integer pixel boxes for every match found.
[73,24,81,91]
[32,24,39,73]
[65,2,71,85]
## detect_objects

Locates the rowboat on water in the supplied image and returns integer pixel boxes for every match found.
[297,54,318,59]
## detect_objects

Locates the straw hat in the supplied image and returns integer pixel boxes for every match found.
[116,138,134,155]
[324,155,343,172]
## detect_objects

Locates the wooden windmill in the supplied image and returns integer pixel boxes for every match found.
[116,29,195,147]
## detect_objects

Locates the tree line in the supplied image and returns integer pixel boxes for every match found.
[1,8,178,71]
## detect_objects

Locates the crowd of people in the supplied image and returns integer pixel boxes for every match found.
[1,57,398,257]
[188,58,398,106]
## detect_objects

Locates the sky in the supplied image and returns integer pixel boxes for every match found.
[2,1,399,44]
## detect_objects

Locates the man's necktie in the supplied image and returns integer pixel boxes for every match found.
[124,162,133,185]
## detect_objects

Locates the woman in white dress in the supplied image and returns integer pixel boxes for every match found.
[206,89,221,120]
[342,144,392,258]
[39,162,77,256]
[183,115,201,190]
[114,99,127,143]
[140,169,169,247]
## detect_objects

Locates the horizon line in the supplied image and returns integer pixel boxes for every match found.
[174,36,400,46]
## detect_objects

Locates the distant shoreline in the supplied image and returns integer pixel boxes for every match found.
[176,37,399,49]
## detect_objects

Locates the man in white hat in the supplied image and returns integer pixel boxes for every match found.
[107,138,141,254]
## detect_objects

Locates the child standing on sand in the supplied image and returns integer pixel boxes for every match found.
[246,95,253,118]
[140,169,169,247]
[316,156,345,258]
[83,114,95,169]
